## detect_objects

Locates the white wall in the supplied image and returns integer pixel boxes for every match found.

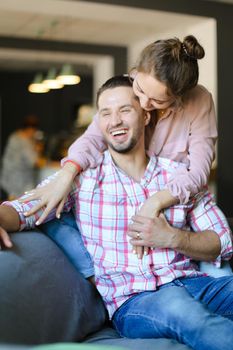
[186,19,217,105]
[93,56,114,107]
[128,18,217,104]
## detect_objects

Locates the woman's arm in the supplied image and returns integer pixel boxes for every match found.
[132,190,178,259]
[137,190,178,218]
[61,114,107,170]
[167,88,217,204]
[134,87,217,223]
[21,115,107,223]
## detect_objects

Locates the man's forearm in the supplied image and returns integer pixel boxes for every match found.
[172,228,221,262]
[0,205,21,232]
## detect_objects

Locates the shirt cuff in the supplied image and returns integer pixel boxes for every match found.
[214,227,233,267]
[3,200,31,231]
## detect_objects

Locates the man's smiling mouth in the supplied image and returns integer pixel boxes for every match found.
[110,128,128,136]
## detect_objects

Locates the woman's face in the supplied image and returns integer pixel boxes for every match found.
[132,72,175,111]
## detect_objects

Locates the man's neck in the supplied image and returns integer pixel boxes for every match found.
[109,145,149,182]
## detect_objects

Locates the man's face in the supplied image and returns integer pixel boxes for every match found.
[98,86,149,154]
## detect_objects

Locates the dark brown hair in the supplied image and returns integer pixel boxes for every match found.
[136,35,205,97]
[96,75,132,107]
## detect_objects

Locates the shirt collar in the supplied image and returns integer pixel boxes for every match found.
[103,150,161,186]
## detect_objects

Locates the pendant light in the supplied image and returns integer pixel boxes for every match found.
[56,64,81,85]
[43,67,64,89]
[28,73,49,93]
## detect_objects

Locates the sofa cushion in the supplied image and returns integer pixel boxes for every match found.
[34,343,126,349]
[84,327,191,350]
[0,231,107,345]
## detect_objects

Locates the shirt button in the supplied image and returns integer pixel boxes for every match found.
[189,132,191,136]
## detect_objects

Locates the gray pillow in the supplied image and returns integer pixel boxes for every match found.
[0,230,107,345]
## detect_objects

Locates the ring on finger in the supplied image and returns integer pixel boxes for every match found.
[136,232,141,239]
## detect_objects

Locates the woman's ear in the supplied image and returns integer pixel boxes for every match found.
[144,111,151,126]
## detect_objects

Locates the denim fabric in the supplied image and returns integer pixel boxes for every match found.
[41,211,94,278]
[112,276,233,350]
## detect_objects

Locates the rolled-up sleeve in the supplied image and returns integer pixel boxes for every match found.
[3,199,48,231]
[3,173,76,231]
[188,190,233,266]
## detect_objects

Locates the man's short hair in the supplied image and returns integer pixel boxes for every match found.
[96,75,132,107]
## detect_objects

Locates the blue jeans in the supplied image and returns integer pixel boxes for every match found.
[112,276,233,350]
[41,211,94,278]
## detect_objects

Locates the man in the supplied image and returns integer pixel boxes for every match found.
[1,76,233,350]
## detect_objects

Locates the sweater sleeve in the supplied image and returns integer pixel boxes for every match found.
[167,88,218,203]
[61,113,107,170]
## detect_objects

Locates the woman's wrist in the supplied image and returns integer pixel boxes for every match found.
[157,190,179,208]
[62,160,82,178]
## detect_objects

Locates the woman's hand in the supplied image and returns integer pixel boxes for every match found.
[130,190,178,258]
[20,162,79,224]
[131,195,160,259]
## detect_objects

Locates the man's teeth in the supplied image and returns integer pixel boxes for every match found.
[111,129,127,136]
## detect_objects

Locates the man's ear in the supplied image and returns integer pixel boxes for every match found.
[144,111,151,126]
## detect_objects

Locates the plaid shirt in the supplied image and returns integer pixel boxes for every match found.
[7,151,233,318]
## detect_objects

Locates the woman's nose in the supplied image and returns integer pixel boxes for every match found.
[140,95,150,109]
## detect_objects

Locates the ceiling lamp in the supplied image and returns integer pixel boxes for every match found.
[43,68,64,89]
[28,73,49,93]
[56,64,81,85]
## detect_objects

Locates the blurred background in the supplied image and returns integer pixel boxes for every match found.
[0,0,232,215]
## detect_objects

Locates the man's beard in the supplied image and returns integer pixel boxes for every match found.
[107,137,138,154]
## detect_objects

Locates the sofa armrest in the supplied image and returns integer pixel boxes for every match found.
[0,230,107,345]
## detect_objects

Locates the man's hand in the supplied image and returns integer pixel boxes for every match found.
[128,212,221,262]
[128,213,177,250]
[0,205,20,248]
[130,190,178,258]
[0,226,13,249]
[130,193,161,259]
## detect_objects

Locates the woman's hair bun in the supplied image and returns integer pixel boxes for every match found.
[183,35,205,60]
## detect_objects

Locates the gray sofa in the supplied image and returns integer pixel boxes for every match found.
[1,219,233,350]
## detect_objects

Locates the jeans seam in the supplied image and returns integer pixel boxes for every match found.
[115,312,167,338]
